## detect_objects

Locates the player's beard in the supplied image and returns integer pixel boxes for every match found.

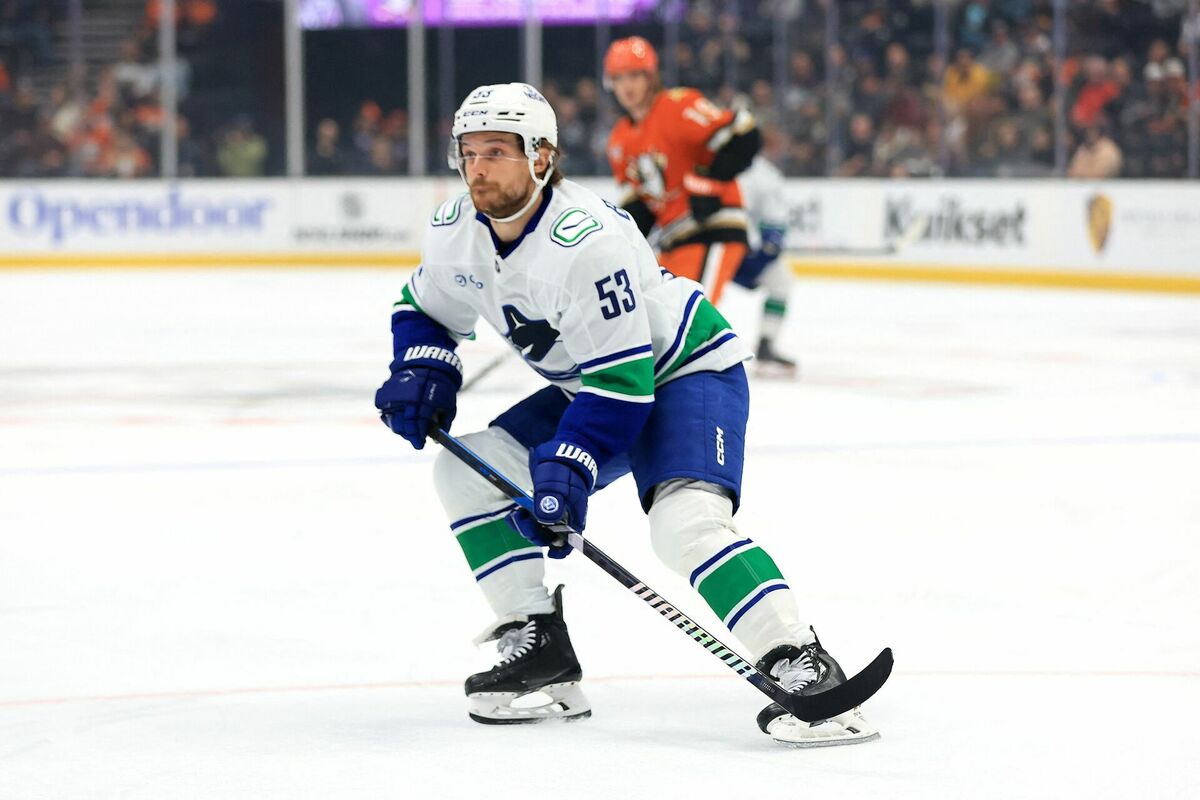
[470,178,534,220]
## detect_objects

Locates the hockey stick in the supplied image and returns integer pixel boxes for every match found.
[430,427,893,723]
[462,350,511,392]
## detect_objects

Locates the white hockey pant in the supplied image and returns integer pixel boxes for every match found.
[433,429,813,661]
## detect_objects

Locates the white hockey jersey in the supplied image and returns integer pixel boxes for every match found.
[738,155,788,251]
[396,179,750,405]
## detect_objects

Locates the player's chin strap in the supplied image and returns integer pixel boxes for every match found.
[427,426,894,723]
[482,154,556,224]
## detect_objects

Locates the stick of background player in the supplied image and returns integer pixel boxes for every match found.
[604,37,761,310]
[373,82,884,745]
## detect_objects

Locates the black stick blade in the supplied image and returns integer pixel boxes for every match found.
[783,648,893,722]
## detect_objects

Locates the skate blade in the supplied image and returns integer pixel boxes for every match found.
[766,709,880,748]
[467,681,591,725]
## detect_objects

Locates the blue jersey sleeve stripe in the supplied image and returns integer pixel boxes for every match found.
[654,290,703,374]
[678,331,739,370]
[578,344,654,371]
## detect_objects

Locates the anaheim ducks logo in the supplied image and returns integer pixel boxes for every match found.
[1086,193,1113,254]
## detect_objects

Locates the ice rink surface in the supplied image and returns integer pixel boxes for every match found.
[1,268,1198,799]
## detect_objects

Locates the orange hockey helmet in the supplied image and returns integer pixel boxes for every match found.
[603,36,659,85]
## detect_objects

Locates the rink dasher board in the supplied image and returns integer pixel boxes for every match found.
[1,178,1197,292]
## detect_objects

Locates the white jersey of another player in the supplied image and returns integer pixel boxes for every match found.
[400,178,751,400]
[739,155,789,251]
[733,154,796,373]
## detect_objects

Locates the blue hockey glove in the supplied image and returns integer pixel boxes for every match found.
[507,440,599,558]
[374,346,463,450]
[506,509,573,559]
[733,223,786,290]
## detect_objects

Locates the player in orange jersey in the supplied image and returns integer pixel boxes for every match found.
[603,36,761,306]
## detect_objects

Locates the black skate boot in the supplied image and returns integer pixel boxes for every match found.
[755,631,879,746]
[466,585,591,724]
[755,337,798,378]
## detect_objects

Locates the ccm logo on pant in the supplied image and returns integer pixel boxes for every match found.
[715,426,726,466]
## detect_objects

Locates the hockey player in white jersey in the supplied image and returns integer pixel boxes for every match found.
[733,152,798,375]
[374,82,879,745]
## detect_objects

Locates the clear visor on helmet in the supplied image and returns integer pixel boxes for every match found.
[447,134,543,171]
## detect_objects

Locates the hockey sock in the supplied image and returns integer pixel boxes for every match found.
[452,512,554,617]
[434,426,554,618]
[647,479,815,660]
[760,297,787,341]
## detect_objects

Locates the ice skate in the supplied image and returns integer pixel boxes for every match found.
[466,585,592,725]
[754,337,798,378]
[755,633,880,747]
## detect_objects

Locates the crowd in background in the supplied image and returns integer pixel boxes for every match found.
[2,0,1198,179]
[0,1,283,179]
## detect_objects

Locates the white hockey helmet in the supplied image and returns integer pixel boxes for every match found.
[448,83,559,221]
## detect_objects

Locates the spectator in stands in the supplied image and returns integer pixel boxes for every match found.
[785,137,824,177]
[46,81,84,146]
[176,115,209,177]
[1163,58,1191,110]
[1016,17,1053,62]
[837,112,879,177]
[362,134,397,175]
[944,48,994,108]
[958,1,991,51]
[351,100,382,166]
[1106,57,1138,124]
[782,51,820,116]
[976,118,1046,177]
[554,96,594,175]
[1071,56,1120,128]
[575,77,600,129]
[1067,119,1123,178]
[113,38,159,105]
[874,120,936,178]
[0,0,55,67]
[1012,81,1052,142]
[378,108,409,172]
[106,128,153,178]
[308,117,345,176]
[853,63,888,124]
[746,79,779,132]
[1,0,1194,180]
[1144,85,1188,177]
[1145,38,1172,73]
[146,0,218,35]
[7,78,38,133]
[216,115,267,177]
[74,108,116,177]
[980,21,1021,75]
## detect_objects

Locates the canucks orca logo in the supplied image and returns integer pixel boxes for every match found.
[501,305,559,362]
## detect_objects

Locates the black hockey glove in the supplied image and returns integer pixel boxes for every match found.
[683,171,730,223]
